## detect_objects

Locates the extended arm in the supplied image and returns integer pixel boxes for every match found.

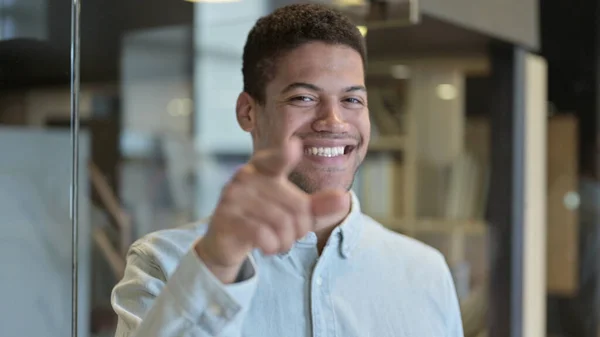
[111,243,257,337]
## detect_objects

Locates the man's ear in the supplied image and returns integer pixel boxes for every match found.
[236,92,257,132]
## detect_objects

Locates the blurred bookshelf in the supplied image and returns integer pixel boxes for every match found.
[361,57,582,302]
[356,58,492,328]
[375,217,487,236]
[359,57,491,236]
[368,135,406,152]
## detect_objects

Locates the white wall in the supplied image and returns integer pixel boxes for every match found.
[193,1,268,217]
[193,0,267,155]
[121,25,193,145]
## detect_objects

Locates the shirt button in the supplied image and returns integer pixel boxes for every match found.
[208,303,223,317]
[315,277,323,286]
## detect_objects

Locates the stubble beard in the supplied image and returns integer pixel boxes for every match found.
[288,168,358,194]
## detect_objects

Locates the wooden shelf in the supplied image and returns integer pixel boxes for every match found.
[368,135,406,152]
[373,216,487,235]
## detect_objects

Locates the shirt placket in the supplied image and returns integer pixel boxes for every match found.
[310,234,338,337]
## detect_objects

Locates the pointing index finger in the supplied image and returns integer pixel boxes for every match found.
[249,137,303,177]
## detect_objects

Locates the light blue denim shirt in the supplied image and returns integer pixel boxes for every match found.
[112,192,464,337]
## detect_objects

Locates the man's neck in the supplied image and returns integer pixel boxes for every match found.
[313,192,352,255]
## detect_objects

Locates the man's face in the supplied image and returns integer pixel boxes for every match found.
[238,42,370,193]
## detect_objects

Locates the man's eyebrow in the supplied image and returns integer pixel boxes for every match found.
[344,85,367,93]
[281,83,367,94]
[281,82,322,94]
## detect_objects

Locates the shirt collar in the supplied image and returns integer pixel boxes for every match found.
[278,190,363,259]
[336,190,363,258]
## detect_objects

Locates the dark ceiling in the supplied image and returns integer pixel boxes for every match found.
[1,0,599,132]
[365,15,490,59]
[540,0,599,151]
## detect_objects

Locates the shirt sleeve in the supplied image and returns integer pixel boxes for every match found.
[111,242,258,337]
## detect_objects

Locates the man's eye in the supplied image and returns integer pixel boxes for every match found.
[291,96,314,102]
[345,97,363,105]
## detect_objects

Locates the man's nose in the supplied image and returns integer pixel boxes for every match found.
[312,102,348,133]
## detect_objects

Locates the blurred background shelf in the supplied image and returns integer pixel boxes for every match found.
[368,135,406,152]
[374,216,487,235]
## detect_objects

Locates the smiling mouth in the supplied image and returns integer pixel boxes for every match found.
[304,145,356,157]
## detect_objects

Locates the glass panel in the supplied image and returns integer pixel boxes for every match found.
[78,2,196,335]
[0,1,88,337]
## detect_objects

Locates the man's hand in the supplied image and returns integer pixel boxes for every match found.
[195,138,349,283]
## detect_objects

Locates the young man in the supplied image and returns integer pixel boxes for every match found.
[112,4,464,337]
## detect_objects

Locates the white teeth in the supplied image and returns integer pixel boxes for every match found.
[304,146,345,157]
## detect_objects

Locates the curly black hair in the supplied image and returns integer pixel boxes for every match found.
[242,4,367,104]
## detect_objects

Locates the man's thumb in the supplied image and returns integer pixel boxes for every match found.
[310,190,350,222]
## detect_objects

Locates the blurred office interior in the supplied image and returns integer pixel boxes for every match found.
[0,0,598,336]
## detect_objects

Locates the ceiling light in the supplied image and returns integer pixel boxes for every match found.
[167,98,193,117]
[563,191,580,210]
[334,0,366,5]
[436,84,458,100]
[390,65,410,79]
